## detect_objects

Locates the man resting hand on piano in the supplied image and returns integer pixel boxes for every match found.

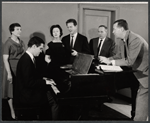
[99,19,148,121]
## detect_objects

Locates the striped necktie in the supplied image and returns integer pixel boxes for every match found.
[97,39,103,56]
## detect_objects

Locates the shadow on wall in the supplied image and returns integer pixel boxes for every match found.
[30,32,46,43]
[88,28,99,40]
[29,32,46,54]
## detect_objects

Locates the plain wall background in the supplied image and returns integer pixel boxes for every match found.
[2,3,79,49]
[2,2,148,97]
[2,2,148,47]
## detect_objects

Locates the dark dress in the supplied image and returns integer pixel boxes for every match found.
[2,37,25,98]
[46,41,69,66]
[45,41,70,93]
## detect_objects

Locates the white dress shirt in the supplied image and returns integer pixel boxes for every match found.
[26,50,35,64]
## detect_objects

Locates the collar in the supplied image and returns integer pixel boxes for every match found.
[123,30,130,42]
[70,32,77,38]
[99,37,106,42]
[26,50,34,62]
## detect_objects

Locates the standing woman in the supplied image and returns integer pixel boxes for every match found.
[45,24,70,93]
[2,23,25,119]
[45,24,69,66]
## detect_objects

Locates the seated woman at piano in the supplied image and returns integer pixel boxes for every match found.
[44,24,70,94]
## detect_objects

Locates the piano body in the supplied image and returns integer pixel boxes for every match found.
[57,53,139,120]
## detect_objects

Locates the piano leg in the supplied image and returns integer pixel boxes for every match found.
[113,72,139,119]
[130,79,139,120]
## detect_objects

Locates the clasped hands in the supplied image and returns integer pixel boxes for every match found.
[98,56,111,65]
[43,77,56,86]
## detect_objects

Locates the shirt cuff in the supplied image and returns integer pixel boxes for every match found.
[111,60,115,66]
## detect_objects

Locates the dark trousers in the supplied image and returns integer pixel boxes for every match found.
[47,88,59,120]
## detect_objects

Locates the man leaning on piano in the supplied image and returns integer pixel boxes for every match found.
[96,19,148,121]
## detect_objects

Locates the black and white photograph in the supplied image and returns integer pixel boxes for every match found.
[2,1,148,121]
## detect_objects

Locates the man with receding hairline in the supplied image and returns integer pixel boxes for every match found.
[100,19,148,121]
[89,25,116,65]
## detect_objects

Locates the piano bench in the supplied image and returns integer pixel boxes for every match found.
[15,105,41,120]
[14,103,50,121]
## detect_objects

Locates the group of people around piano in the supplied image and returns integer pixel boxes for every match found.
[2,18,148,121]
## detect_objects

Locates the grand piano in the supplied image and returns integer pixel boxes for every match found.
[57,53,139,120]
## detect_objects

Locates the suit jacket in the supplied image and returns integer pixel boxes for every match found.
[62,33,90,63]
[109,31,148,88]
[15,52,47,105]
[89,37,116,57]
[62,33,90,54]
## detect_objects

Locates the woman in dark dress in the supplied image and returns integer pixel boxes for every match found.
[2,23,25,119]
[45,24,70,93]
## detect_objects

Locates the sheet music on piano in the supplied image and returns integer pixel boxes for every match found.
[97,65,123,72]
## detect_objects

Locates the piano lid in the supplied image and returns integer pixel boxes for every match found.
[72,53,94,74]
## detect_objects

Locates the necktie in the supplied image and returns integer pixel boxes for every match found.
[70,36,74,49]
[97,39,102,56]
[124,41,127,59]
[33,57,36,67]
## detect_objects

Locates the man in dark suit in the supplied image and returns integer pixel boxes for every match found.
[62,19,90,64]
[15,36,59,120]
[89,25,116,65]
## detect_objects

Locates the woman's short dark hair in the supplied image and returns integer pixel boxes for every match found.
[9,23,21,34]
[50,24,63,37]
[66,19,77,26]
[28,36,45,47]
[113,19,129,30]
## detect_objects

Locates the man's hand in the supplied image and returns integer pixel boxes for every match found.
[45,55,51,63]
[43,77,56,85]
[71,49,78,56]
[99,56,111,65]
